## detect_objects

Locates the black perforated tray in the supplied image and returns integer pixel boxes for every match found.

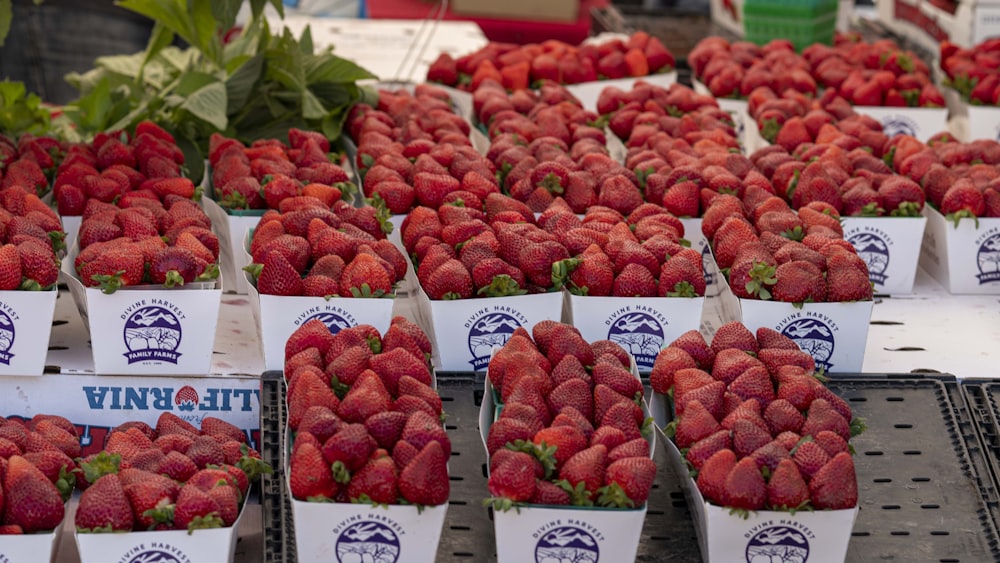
[260,372,1000,562]
[962,379,1000,529]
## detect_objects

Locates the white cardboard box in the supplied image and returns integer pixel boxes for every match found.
[246,272,395,372]
[0,289,57,376]
[75,506,243,563]
[877,0,1000,52]
[60,215,81,256]
[842,216,927,295]
[563,292,704,372]
[852,106,949,142]
[61,246,223,376]
[707,252,874,373]
[0,519,62,562]
[649,392,858,563]
[919,205,1000,294]
[291,497,447,563]
[944,89,1000,142]
[202,197,263,295]
[566,72,678,114]
[415,288,563,372]
[478,370,650,563]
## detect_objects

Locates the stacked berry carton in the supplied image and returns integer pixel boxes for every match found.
[283,319,449,561]
[479,322,654,562]
[649,324,860,562]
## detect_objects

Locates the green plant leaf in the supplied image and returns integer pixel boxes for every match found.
[226,53,264,110]
[139,23,178,83]
[305,55,378,84]
[210,0,243,36]
[180,80,228,130]
[117,0,197,50]
[0,0,10,48]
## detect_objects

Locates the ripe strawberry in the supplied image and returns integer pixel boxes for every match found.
[809,452,857,509]
[289,441,337,501]
[600,456,656,508]
[348,450,399,505]
[486,418,534,456]
[696,448,736,505]
[487,451,536,509]
[340,253,394,298]
[649,346,698,394]
[253,250,304,296]
[0,245,22,290]
[722,457,766,510]
[792,440,831,481]
[673,400,721,449]
[173,485,223,531]
[558,444,608,505]
[533,425,588,469]
[339,372,392,424]
[767,458,809,510]
[732,419,773,458]
[401,410,451,457]
[398,440,449,506]
[75,473,133,532]
[423,259,473,300]
[801,399,851,441]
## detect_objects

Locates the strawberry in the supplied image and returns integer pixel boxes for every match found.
[764,399,805,435]
[423,259,473,300]
[253,250,304,296]
[558,444,608,505]
[348,450,399,505]
[486,419,534,456]
[767,458,810,510]
[398,441,450,506]
[723,457,766,510]
[612,263,657,297]
[401,410,451,457]
[289,441,337,501]
[487,451,537,510]
[75,473,133,532]
[173,485,223,531]
[809,452,857,509]
[533,425,588,469]
[696,448,736,505]
[0,245,22,290]
[600,456,656,508]
[732,419,773,458]
[649,346,698,394]
[801,399,851,441]
[792,440,831,481]
[673,400,721,449]
[340,253,394,298]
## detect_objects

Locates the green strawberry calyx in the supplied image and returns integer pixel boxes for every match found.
[163,270,186,288]
[595,482,636,509]
[186,512,224,534]
[667,281,697,298]
[79,451,122,485]
[554,480,594,507]
[91,270,126,295]
[477,274,526,298]
[744,261,777,300]
[550,258,581,291]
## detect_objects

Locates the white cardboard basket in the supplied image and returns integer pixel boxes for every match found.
[842,216,927,295]
[919,205,1000,294]
[0,518,63,563]
[0,289,58,376]
[202,197,262,295]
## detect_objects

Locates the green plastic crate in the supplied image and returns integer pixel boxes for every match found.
[743,0,839,52]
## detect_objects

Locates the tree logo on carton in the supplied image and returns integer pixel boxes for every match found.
[534,526,600,562]
[745,525,810,563]
[336,521,400,563]
[304,311,353,335]
[848,232,890,286]
[607,312,663,370]
[881,115,918,138]
[174,385,200,411]
[467,313,521,371]
[780,319,835,371]
[976,232,1000,286]
[701,244,716,288]
[123,306,182,364]
[0,308,15,365]
[124,549,189,563]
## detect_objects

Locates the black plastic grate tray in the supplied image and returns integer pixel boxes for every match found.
[260,372,1000,562]
[827,375,1000,563]
[962,379,1000,530]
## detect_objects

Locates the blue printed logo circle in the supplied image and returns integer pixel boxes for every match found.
[126,550,184,563]
[781,319,835,372]
[123,306,182,364]
[976,233,1000,286]
[468,313,521,371]
[336,521,400,563]
[535,526,600,563]
[0,308,15,366]
[881,115,918,138]
[848,232,890,286]
[608,312,663,370]
[745,525,810,563]
[304,311,353,335]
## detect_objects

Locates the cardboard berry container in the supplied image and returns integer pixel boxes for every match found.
[60,215,82,256]
[919,205,1000,294]
[706,249,874,373]
[850,105,949,142]
[202,196,264,295]
[943,90,1000,142]
[841,216,928,295]
[60,245,223,376]
[648,392,858,563]
[679,217,724,298]
[414,286,563,372]
[479,354,652,563]
[0,518,64,562]
[74,504,245,563]
[0,288,58,376]
[562,291,705,373]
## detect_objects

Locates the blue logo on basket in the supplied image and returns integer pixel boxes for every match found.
[781,319,835,371]
[535,526,600,563]
[848,232,890,286]
[336,521,400,563]
[608,312,663,370]
[881,114,918,138]
[174,385,200,412]
[976,232,1000,285]
[745,526,810,563]
[701,244,716,287]
[0,308,15,366]
[123,306,182,364]
[123,548,190,563]
[467,313,521,371]
[304,311,353,335]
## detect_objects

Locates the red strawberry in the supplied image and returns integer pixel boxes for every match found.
[696,448,736,505]
[289,441,337,501]
[423,259,473,300]
[600,456,656,507]
[486,418,534,456]
[792,440,831,480]
[809,452,857,509]
[398,441,450,505]
[674,400,721,449]
[253,251,303,296]
[75,473,133,532]
[767,458,810,509]
[723,457,766,510]
[347,450,398,505]
[487,451,536,510]
[173,485,223,531]
[801,398,851,441]
[558,444,608,505]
